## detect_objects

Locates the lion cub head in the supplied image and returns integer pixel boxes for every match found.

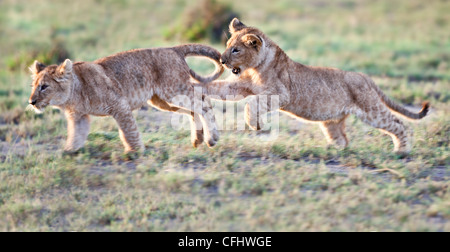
[220,18,269,75]
[28,59,73,113]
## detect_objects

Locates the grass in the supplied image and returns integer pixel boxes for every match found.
[0,0,449,231]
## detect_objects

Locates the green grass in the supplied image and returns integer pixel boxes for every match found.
[0,0,449,231]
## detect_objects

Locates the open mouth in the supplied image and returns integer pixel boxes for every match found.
[232,67,241,75]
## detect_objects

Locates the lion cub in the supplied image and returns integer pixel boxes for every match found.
[28,44,224,153]
[203,19,429,154]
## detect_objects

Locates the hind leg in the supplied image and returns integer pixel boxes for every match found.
[347,77,411,154]
[378,117,410,154]
[354,104,410,154]
[149,95,204,148]
[319,116,349,148]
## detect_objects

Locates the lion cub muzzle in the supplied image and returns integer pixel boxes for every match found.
[220,57,241,75]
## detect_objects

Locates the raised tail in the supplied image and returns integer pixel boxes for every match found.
[173,44,224,83]
[370,79,430,120]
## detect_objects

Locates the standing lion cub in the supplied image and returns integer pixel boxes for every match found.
[28,44,224,153]
[203,19,429,154]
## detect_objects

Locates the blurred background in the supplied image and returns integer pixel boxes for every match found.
[0,0,448,231]
[1,0,449,78]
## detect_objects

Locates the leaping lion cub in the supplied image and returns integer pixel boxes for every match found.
[204,19,429,154]
[28,44,224,153]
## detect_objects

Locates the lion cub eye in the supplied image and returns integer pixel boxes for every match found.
[231,48,240,54]
[40,84,49,91]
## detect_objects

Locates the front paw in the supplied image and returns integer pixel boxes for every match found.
[191,130,204,148]
[206,139,217,148]
[205,130,219,148]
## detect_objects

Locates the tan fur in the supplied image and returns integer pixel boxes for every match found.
[28,44,223,153]
[203,19,430,154]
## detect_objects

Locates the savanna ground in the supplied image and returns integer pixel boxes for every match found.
[0,0,449,231]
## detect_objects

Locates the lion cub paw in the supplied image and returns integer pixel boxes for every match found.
[206,131,219,148]
[191,130,205,148]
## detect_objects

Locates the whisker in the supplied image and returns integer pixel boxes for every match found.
[25,104,43,114]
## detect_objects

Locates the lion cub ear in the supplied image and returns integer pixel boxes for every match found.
[29,60,46,78]
[56,59,73,81]
[229,18,246,33]
[242,34,263,50]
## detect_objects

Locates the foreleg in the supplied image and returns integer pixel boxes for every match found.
[64,111,90,152]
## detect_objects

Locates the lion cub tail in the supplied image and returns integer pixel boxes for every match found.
[173,44,224,83]
[371,79,430,120]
